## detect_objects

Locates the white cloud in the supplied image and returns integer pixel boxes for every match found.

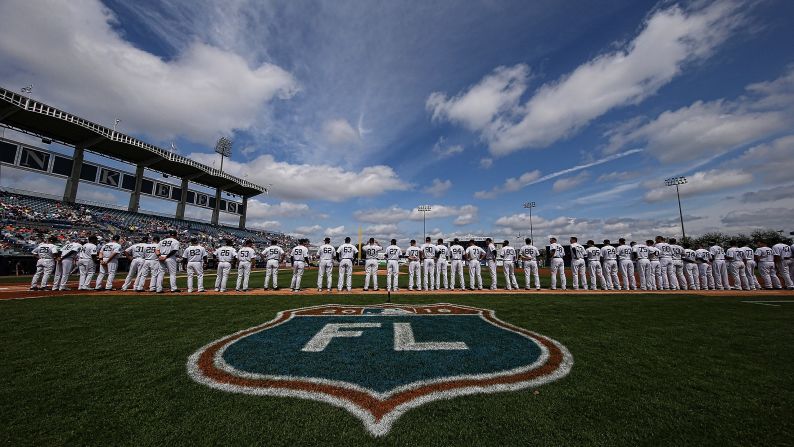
[324,225,347,237]
[728,135,794,183]
[479,158,493,169]
[721,207,794,230]
[431,137,464,159]
[364,224,400,236]
[322,119,361,146]
[597,171,643,183]
[188,152,410,201]
[424,179,452,197]
[739,184,794,204]
[248,220,281,230]
[0,0,298,144]
[245,199,311,218]
[475,148,641,198]
[643,169,752,202]
[428,2,745,155]
[552,171,590,192]
[353,204,478,225]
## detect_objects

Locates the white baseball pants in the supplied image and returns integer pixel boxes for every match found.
[487,260,497,289]
[289,261,305,290]
[637,259,653,290]
[619,260,637,290]
[758,261,781,289]
[698,263,714,290]
[423,259,436,290]
[236,261,252,290]
[31,259,55,289]
[122,258,144,291]
[78,259,95,290]
[468,260,483,289]
[317,260,333,290]
[550,258,566,290]
[523,260,540,289]
[265,259,280,289]
[728,260,749,290]
[659,258,678,290]
[450,260,465,289]
[650,261,662,290]
[408,261,422,290]
[603,260,619,290]
[571,259,587,290]
[364,259,379,290]
[95,260,118,290]
[186,261,204,292]
[672,260,686,290]
[503,262,519,290]
[684,263,700,290]
[214,261,232,292]
[137,260,161,292]
[744,260,761,290]
[589,261,608,290]
[51,260,62,291]
[156,257,179,291]
[775,259,793,288]
[711,260,729,290]
[337,259,353,291]
[387,260,400,291]
[435,259,449,289]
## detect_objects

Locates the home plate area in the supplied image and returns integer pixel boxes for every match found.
[188,303,572,436]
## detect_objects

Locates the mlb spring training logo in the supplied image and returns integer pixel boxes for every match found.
[187,303,573,436]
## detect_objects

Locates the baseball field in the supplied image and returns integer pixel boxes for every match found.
[1,268,793,446]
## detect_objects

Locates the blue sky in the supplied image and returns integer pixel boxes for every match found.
[1,0,793,244]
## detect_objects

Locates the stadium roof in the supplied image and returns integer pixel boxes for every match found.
[0,87,266,197]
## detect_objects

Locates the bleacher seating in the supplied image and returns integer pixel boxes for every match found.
[0,189,295,255]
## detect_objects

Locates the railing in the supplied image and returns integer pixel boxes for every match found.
[0,87,267,193]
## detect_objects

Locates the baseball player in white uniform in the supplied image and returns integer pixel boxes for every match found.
[694,245,714,290]
[771,242,793,289]
[709,243,729,290]
[682,246,700,291]
[485,238,498,290]
[548,237,566,290]
[465,240,484,290]
[405,240,422,291]
[647,241,662,290]
[449,238,466,290]
[182,237,207,293]
[420,237,437,291]
[77,235,98,291]
[600,240,619,290]
[500,240,519,290]
[385,239,402,292]
[633,242,653,290]
[213,240,237,292]
[519,238,541,290]
[740,244,760,290]
[289,239,309,292]
[30,235,60,290]
[655,236,677,290]
[755,241,781,289]
[95,234,122,290]
[156,230,181,293]
[56,238,81,291]
[669,238,687,291]
[726,240,749,291]
[263,240,285,290]
[616,238,637,291]
[435,238,450,290]
[569,237,587,291]
[316,237,336,292]
[135,236,161,292]
[362,238,382,291]
[235,240,257,292]
[586,240,608,290]
[336,237,358,292]
[121,237,147,291]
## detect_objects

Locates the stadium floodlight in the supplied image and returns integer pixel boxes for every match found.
[665,176,687,241]
[417,205,432,240]
[215,136,233,172]
[21,84,33,95]
[522,201,536,243]
[113,118,121,132]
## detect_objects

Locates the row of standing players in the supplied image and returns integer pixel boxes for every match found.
[28,232,794,292]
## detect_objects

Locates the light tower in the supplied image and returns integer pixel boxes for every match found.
[417,205,432,240]
[215,136,233,173]
[665,176,687,241]
[522,201,536,243]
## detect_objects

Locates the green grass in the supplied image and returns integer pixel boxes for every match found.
[1,292,793,446]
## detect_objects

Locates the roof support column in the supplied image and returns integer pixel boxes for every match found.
[238,196,248,230]
[62,146,84,204]
[128,164,144,213]
[175,177,189,220]
[211,187,222,225]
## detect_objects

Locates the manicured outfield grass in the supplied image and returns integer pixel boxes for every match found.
[1,293,792,446]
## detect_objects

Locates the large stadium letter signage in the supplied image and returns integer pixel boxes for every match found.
[187,303,573,436]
